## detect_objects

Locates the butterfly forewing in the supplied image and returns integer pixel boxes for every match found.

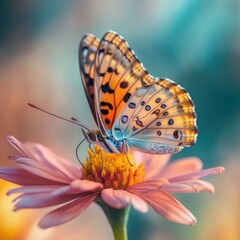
[79,34,100,122]
[94,31,154,134]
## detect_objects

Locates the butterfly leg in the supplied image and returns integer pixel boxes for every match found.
[89,143,94,152]
[76,138,89,172]
[122,139,134,166]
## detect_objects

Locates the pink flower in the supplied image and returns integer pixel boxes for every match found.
[0,136,224,229]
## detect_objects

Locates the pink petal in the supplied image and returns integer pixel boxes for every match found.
[12,192,78,209]
[10,179,101,210]
[159,157,203,179]
[101,188,126,208]
[128,178,169,193]
[15,158,73,183]
[12,189,88,210]
[160,180,214,193]
[7,185,62,195]
[38,193,97,229]
[132,150,171,180]
[28,143,82,180]
[70,179,103,192]
[169,167,225,182]
[129,189,196,225]
[7,137,82,182]
[101,188,148,213]
[47,185,80,197]
[44,180,102,197]
[0,168,61,186]
[7,136,36,160]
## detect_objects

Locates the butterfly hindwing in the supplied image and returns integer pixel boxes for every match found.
[113,78,197,154]
[94,31,155,134]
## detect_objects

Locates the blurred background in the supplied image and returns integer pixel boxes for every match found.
[0,0,239,239]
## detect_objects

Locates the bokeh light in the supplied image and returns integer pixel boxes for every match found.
[0,1,239,239]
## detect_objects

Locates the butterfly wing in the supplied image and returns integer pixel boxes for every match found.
[79,33,100,122]
[80,31,197,155]
[93,31,155,136]
[112,78,197,154]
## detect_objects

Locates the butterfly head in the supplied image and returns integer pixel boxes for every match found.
[82,129,104,144]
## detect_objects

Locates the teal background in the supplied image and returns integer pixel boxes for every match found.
[0,1,239,240]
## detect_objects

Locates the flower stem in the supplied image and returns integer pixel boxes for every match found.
[98,200,130,240]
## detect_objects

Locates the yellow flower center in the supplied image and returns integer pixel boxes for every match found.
[81,145,145,190]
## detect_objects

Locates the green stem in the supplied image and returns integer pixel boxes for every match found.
[97,200,130,240]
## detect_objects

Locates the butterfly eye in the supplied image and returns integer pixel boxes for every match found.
[96,132,104,142]
[89,133,96,141]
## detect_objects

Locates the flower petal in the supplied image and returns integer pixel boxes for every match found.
[10,179,101,210]
[101,188,126,208]
[159,157,203,179]
[38,193,97,229]
[101,188,148,213]
[129,189,196,225]
[12,192,77,210]
[12,189,87,210]
[128,178,169,193]
[160,180,214,193]
[70,179,103,192]
[169,167,225,182]
[0,168,60,186]
[132,150,170,180]
[27,143,82,180]
[14,157,73,183]
[7,185,63,195]
[7,137,82,183]
[7,136,36,160]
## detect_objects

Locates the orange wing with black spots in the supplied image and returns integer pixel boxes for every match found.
[94,31,155,133]
[79,33,100,122]
[79,31,197,155]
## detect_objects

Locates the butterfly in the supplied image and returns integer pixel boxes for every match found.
[79,31,197,155]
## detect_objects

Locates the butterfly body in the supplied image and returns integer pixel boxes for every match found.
[79,31,197,155]
[82,129,122,153]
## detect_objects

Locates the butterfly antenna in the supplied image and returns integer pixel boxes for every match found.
[71,117,80,122]
[76,138,88,171]
[28,103,90,132]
